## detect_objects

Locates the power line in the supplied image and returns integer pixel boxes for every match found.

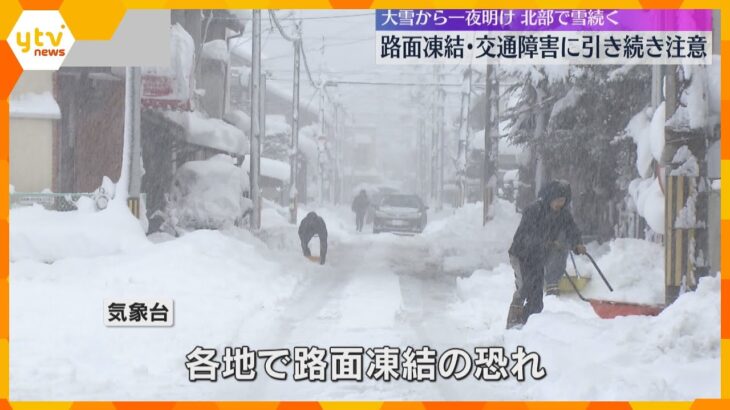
[299,38,319,88]
[269,10,297,43]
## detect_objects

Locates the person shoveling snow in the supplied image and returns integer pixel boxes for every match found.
[506,180,587,329]
[298,211,328,265]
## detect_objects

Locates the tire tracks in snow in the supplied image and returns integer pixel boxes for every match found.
[226,229,485,399]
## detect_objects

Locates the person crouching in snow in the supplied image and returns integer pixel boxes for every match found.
[298,211,328,265]
[506,180,586,329]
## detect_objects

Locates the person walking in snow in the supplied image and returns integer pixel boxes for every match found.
[506,180,586,329]
[298,211,328,265]
[538,182,575,296]
[351,190,370,232]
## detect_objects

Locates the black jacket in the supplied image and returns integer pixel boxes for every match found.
[298,212,328,264]
[508,180,581,264]
[351,193,370,214]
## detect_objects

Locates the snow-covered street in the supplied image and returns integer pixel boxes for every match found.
[9,199,720,401]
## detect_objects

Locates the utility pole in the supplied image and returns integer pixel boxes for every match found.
[488,66,500,222]
[268,11,300,224]
[482,65,493,225]
[289,36,301,224]
[430,66,439,205]
[121,66,143,218]
[333,103,341,204]
[259,72,266,224]
[456,66,473,207]
[438,70,445,210]
[249,10,261,230]
[318,87,326,203]
[417,106,426,199]
[128,66,142,200]
[318,35,327,204]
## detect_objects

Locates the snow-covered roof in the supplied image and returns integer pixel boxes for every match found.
[243,156,290,183]
[298,133,318,161]
[10,92,61,120]
[265,80,294,104]
[266,114,290,135]
[164,110,249,156]
[229,37,267,64]
[224,109,251,132]
[201,39,229,63]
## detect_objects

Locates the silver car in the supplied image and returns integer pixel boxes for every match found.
[373,194,428,234]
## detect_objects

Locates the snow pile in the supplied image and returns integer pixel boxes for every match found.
[422,200,520,275]
[628,177,665,235]
[674,194,697,229]
[670,145,699,176]
[452,237,718,400]
[164,155,251,230]
[625,106,654,178]
[667,64,709,131]
[164,110,249,155]
[10,92,61,119]
[579,238,665,304]
[201,39,229,63]
[508,276,720,400]
[707,55,721,127]
[649,101,666,161]
[647,275,720,357]
[624,102,670,235]
[11,227,304,399]
[10,201,150,263]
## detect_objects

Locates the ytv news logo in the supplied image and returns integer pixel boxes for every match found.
[9,11,75,70]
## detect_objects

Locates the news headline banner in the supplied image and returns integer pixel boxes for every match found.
[374,9,713,65]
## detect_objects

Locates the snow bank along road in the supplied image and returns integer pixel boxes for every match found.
[9,200,720,400]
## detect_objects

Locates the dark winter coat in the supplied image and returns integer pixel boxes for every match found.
[508,180,582,265]
[298,212,328,265]
[351,193,370,215]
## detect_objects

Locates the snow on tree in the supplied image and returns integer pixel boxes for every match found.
[504,65,652,238]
